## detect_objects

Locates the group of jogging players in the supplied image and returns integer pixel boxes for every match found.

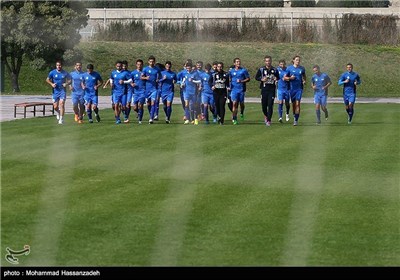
[46,55,361,126]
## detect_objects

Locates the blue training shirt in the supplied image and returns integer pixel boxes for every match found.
[83,71,102,96]
[229,67,250,94]
[160,70,177,95]
[70,70,84,96]
[286,65,306,91]
[276,66,290,91]
[143,66,161,93]
[311,72,331,95]
[48,69,70,93]
[110,70,130,95]
[131,69,146,95]
[338,71,361,95]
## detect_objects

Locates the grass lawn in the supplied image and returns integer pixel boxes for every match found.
[1,103,399,266]
[3,42,400,98]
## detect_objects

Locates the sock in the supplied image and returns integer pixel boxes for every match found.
[185,107,190,121]
[316,109,321,122]
[115,115,120,121]
[212,107,217,119]
[138,108,143,121]
[87,109,92,120]
[155,101,159,116]
[349,107,354,121]
[125,107,131,119]
[150,104,155,120]
[147,104,151,115]
[295,113,299,121]
[278,103,283,118]
[324,109,329,119]
[167,106,172,119]
[286,104,290,115]
[204,106,209,121]
[163,105,168,116]
[94,107,99,115]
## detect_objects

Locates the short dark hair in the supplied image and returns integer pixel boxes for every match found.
[278,59,286,64]
[165,61,172,66]
[148,55,156,61]
[87,64,94,69]
[205,63,212,71]
[136,59,143,64]
[264,55,272,60]
[347,63,353,67]
[313,65,320,70]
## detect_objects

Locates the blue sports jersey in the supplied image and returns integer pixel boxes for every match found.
[122,68,134,95]
[338,71,361,95]
[48,69,70,93]
[143,66,161,93]
[70,70,84,96]
[183,70,201,95]
[160,70,177,95]
[276,66,290,91]
[131,69,146,95]
[110,70,130,95]
[229,67,249,94]
[286,65,306,90]
[312,72,331,95]
[200,71,214,95]
[83,71,102,96]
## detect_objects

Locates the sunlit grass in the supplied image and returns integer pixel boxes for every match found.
[1,103,399,266]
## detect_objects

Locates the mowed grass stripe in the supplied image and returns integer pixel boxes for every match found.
[1,104,399,266]
[26,128,77,265]
[150,125,203,266]
[280,124,330,266]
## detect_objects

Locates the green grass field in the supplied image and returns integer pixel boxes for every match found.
[1,103,399,266]
[3,42,400,97]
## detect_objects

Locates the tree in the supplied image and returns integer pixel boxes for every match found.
[1,1,88,92]
[291,0,316,7]
[316,0,390,7]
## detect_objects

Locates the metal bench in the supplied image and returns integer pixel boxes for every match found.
[14,102,55,119]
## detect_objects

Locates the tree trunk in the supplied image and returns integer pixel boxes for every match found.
[11,72,20,93]
[3,48,22,93]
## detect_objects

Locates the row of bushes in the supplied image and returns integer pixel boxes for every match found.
[94,14,399,45]
[85,1,391,8]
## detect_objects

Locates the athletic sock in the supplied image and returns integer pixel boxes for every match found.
[150,104,155,119]
[125,107,131,119]
[316,109,321,122]
[87,109,92,120]
[324,109,328,119]
[278,103,283,118]
[138,108,143,121]
[167,106,172,119]
[185,107,190,121]
[294,113,299,121]
[93,107,99,115]
[349,108,354,122]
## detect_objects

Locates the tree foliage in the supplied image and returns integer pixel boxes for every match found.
[316,0,390,7]
[1,0,88,92]
[84,0,284,8]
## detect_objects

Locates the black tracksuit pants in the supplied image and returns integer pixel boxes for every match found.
[213,89,227,124]
[261,88,275,122]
